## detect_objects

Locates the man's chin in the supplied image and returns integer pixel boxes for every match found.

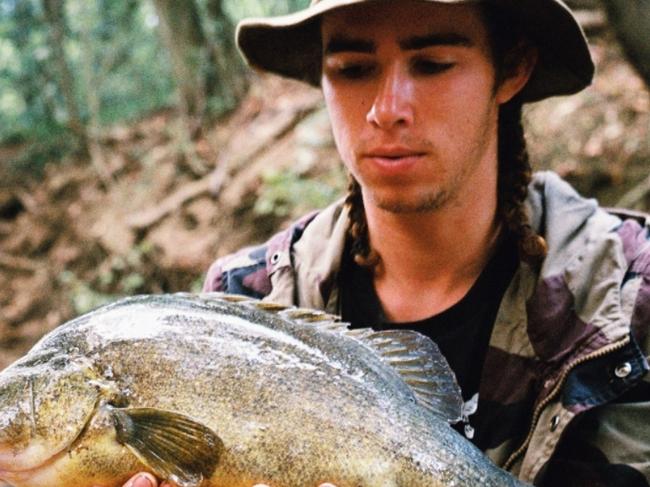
[372,192,450,214]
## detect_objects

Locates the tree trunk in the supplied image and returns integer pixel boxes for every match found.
[41,0,86,139]
[78,2,112,184]
[204,0,248,107]
[601,0,650,89]
[152,0,208,128]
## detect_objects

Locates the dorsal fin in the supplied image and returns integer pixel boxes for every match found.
[359,330,463,423]
[272,305,463,422]
[205,293,463,422]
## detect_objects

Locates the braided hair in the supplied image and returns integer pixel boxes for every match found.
[345,176,379,269]
[497,102,547,264]
[344,5,547,270]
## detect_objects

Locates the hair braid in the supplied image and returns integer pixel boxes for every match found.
[344,177,381,269]
[497,101,547,264]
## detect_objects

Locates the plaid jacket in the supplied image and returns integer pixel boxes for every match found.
[204,171,650,486]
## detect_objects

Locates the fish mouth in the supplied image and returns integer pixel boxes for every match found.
[0,440,77,479]
[0,466,33,479]
[0,461,50,483]
[0,396,103,478]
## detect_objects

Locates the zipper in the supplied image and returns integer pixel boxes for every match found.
[503,335,631,471]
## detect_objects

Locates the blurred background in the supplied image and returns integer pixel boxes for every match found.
[0,0,648,369]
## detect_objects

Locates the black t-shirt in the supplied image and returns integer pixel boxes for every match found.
[338,235,519,443]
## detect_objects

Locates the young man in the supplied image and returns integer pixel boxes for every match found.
[121,0,650,486]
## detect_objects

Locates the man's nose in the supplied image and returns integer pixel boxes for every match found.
[366,64,415,129]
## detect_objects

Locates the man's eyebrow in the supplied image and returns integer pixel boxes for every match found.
[324,36,376,55]
[400,32,473,50]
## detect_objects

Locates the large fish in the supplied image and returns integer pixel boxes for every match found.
[0,293,528,487]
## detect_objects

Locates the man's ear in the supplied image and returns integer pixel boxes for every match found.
[495,45,538,104]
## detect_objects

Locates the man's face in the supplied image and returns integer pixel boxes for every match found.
[321,1,519,214]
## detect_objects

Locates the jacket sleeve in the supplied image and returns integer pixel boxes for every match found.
[202,209,320,299]
[202,243,271,298]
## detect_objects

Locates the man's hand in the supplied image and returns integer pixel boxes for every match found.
[254,485,337,487]
[116,473,167,487]
[115,473,338,487]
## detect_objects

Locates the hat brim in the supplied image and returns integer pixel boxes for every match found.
[236,0,594,102]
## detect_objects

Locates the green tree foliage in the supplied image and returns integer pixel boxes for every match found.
[0,0,310,172]
[0,0,60,141]
[66,0,174,125]
[0,0,174,171]
[224,0,308,19]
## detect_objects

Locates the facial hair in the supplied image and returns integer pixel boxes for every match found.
[356,104,496,215]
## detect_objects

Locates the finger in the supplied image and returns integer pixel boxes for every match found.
[251,483,337,487]
[125,473,158,487]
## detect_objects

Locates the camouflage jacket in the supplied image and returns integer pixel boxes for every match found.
[203,171,650,485]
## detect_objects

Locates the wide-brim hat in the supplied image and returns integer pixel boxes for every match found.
[236,0,594,102]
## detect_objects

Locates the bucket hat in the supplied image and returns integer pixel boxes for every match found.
[236,0,594,102]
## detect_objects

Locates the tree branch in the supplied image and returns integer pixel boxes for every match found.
[126,177,211,231]
[0,252,40,273]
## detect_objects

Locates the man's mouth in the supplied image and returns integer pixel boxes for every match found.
[365,146,426,159]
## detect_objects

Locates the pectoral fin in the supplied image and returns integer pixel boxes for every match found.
[111,407,223,487]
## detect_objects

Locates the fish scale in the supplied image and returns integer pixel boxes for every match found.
[0,293,529,487]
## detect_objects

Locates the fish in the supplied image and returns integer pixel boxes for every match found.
[0,293,529,487]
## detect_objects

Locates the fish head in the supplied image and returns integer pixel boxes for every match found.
[0,350,123,479]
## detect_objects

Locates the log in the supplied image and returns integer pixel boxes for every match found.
[0,252,40,273]
[209,98,322,196]
[126,177,211,231]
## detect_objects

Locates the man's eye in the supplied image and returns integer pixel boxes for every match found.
[412,60,454,75]
[337,64,374,79]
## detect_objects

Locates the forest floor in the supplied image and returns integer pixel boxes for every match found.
[0,16,648,371]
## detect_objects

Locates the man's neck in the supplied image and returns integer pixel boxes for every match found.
[365,192,501,322]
